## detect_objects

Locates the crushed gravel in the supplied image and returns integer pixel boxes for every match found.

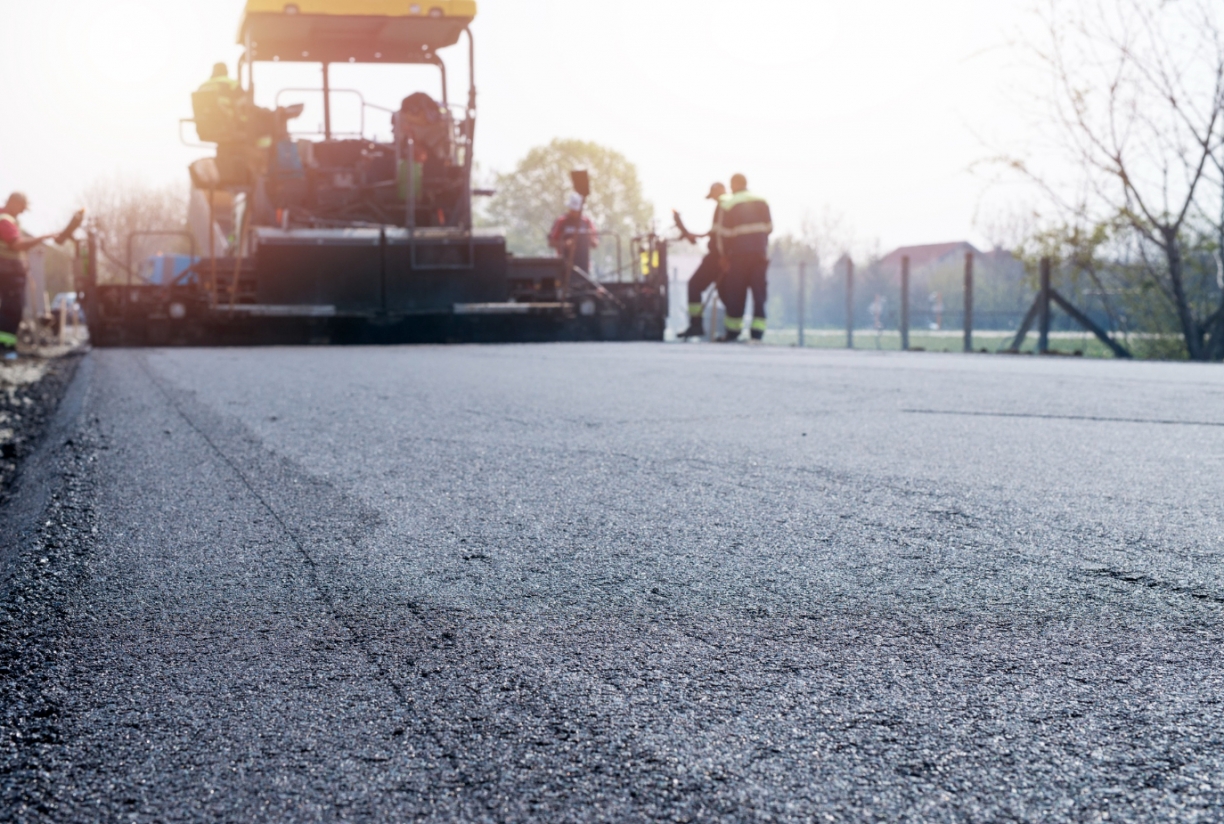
[0,353,82,503]
[0,349,92,821]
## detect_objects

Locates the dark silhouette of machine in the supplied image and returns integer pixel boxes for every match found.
[85,1,667,346]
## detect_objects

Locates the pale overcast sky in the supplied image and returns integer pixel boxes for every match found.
[1,0,1037,249]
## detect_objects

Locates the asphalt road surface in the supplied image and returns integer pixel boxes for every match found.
[4,344,1224,822]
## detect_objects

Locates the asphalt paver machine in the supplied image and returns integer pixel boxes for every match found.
[85,0,668,346]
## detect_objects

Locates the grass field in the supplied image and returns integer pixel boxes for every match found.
[758,328,1124,358]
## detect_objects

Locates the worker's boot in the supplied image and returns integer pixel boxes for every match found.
[715,330,741,343]
[678,316,705,339]
[750,319,766,342]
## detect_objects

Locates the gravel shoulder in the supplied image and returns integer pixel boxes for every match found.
[0,351,84,506]
[0,350,94,820]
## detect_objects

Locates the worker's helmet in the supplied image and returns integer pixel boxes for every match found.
[212,62,229,78]
[730,173,748,192]
[6,193,28,212]
[566,192,584,212]
[706,182,726,200]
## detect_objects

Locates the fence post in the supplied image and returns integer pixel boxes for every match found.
[84,230,97,335]
[900,255,910,351]
[964,252,974,353]
[1038,257,1052,354]
[798,262,806,348]
[846,258,855,349]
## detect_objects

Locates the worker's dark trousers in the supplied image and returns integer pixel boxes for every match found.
[570,238,591,276]
[722,254,768,337]
[686,252,724,315]
[0,262,26,347]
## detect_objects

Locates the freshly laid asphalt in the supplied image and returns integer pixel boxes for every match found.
[3,343,1224,822]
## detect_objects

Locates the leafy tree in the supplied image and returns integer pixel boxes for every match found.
[485,139,653,274]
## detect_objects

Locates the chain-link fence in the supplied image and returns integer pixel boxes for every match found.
[670,250,1132,356]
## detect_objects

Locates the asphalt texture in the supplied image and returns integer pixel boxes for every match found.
[3,343,1224,822]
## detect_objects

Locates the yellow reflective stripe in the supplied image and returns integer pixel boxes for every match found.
[721,222,773,238]
[718,191,767,210]
[202,77,241,93]
[688,303,703,316]
[751,318,767,332]
[724,317,744,331]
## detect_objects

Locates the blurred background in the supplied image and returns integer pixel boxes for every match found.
[0,0,1031,243]
[5,0,1224,358]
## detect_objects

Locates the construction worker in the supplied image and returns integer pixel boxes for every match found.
[676,182,727,339]
[0,193,57,358]
[194,63,264,188]
[548,192,599,276]
[194,63,242,126]
[189,62,259,165]
[716,174,772,342]
[202,61,240,92]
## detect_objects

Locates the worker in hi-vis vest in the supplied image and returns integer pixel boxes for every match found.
[715,174,773,342]
[0,193,58,358]
[194,63,245,141]
[677,181,727,340]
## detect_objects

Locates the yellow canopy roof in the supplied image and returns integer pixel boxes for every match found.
[239,0,477,63]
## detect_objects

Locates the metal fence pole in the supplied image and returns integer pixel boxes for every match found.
[798,261,806,348]
[846,258,855,349]
[900,255,910,351]
[964,252,974,353]
[1038,256,1052,354]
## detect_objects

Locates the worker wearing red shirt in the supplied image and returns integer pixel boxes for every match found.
[0,193,57,356]
[548,192,599,277]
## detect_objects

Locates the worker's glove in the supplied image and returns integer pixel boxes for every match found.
[673,210,699,245]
